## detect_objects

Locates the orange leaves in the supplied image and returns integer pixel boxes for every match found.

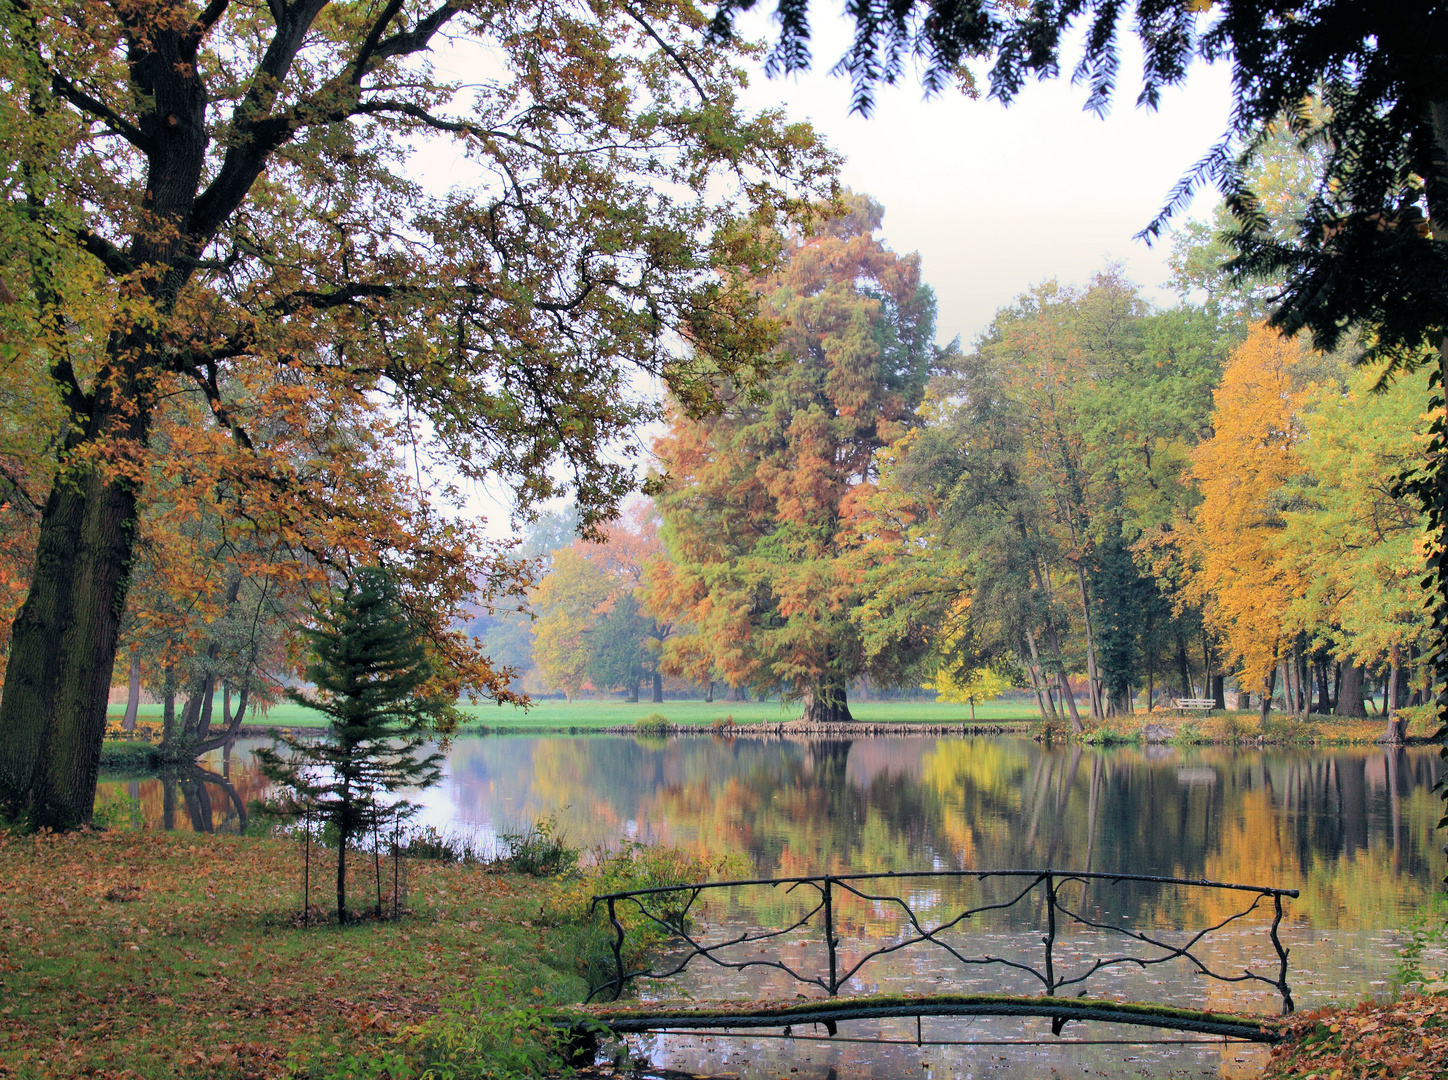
[648,193,935,701]
[1264,995,1448,1080]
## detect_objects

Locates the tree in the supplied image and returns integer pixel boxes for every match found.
[649,193,937,722]
[256,566,446,925]
[922,604,1013,721]
[529,503,674,700]
[711,0,1448,873]
[0,0,837,827]
[1181,324,1312,728]
[1279,364,1436,741]
[530,547,615,701]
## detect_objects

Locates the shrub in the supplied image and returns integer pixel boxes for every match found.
[633,713,672,736]
[546,841,750,998]
[402,825,486,863]
[103,719,162,743]
[498,814,579,877]
[1037,715,1071,743]
[710,714,736,732]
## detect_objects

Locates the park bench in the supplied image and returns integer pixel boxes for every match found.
[1173,697,1216,717]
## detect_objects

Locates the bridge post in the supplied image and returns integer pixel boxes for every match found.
[607,897,625,1002]
[1043,873,1057,997]
[823,876,838,995]
[1271,892,1295,1014]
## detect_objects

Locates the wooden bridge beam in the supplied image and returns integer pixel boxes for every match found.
[581,992,1283,1044]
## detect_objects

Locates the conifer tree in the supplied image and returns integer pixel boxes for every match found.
[649,193,937,721]
[257,567,446,925]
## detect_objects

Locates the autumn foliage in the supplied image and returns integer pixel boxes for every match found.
[647,193,936,721]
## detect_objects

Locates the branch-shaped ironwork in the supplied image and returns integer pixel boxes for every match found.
[587,869,1298,1015]
[1048,888,1286,999]
[588,881,830,1001]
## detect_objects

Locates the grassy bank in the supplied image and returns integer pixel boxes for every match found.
[105,695,1436,743]
[106,696,1040,732]
[0,829,680,1079]
[1076,707,1443,746]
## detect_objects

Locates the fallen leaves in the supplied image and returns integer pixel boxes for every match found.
[0,830,591,1079]
[1262,993,1448,1080]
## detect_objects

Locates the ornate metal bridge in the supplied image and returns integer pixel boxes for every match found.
[582,869,1297,1046]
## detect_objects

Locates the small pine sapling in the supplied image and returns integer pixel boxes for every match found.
[257,567,451,924]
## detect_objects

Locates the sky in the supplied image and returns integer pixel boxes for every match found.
[729,9,1236,346]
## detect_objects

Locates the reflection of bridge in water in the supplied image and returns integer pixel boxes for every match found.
[583,869,1297,1048]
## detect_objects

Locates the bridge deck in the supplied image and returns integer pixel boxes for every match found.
[581,992,1283,1043]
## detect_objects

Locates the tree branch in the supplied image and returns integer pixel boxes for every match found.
[76,227,135,276]
[192,0,232,39]
[350,99,548,151]
[49,74,154,151]
[190,0,461,242]
[351,0,407,84]
[623,3,708,100]
[369,1,461,66]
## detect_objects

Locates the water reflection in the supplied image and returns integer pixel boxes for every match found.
[439,736,1443,927]
[101,734,1443,927]
[97,734,1444,1074]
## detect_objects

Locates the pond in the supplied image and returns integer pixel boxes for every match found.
[98,734,1446,1078]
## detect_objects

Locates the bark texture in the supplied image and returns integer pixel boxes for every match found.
[801,681,853,725]
[1335,662,1367,718]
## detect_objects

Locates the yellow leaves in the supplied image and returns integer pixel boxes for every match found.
[1183,324,1314,685]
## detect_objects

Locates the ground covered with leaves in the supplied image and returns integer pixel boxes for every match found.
[0,829,645,1079]
[1260,995,1448,1080]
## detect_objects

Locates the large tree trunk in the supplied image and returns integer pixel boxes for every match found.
[651,671,663,704]
[1073,566,1103,719]
[801,680,853,725]
[1379,646,1408,743]
[1024,629,1057,720]
[1211,674,1226,711]
[1336,662,1367,717]
[0,15,211,829]
[1313,658,1332,713]
[0,463,144,829]
[1175,632,1193,700]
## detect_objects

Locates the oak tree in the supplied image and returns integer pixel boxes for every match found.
[0,0,836,827]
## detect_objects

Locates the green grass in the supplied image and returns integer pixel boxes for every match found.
[456,696,1038,730]
[0,830,603,1080]
[112,694,1042,726]
[108,696,1039,731]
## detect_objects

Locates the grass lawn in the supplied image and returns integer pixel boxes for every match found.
[107,696,1041,731]
[0,829,617,1079]
[455,697,1038,730]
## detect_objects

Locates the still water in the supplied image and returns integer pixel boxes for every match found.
[100,735,1445,1078]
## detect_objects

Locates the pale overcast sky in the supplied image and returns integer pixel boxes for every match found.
[730,10,1236,345]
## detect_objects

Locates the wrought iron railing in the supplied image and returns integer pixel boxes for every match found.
[589,869,1298,1016]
